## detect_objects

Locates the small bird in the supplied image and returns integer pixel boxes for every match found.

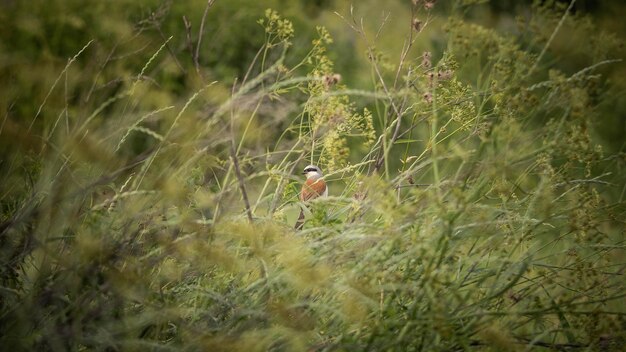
[294,164,328,230]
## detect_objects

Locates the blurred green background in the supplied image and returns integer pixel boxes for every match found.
[1,0,624,157]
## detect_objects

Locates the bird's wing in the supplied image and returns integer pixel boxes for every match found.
[301,178,327,201]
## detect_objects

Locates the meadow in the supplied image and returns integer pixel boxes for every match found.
[1,0,625,350]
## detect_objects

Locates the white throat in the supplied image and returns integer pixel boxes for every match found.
[305,171,322,180]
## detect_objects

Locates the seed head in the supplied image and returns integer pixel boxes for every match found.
[412,19,422,32]
[422,51,432,69]
[437,69,454,80]
[323,73,342,88]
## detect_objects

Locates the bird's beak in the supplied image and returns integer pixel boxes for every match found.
[302,171,307,175]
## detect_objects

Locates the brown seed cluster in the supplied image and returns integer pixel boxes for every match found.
[412,0,436,9]
[324,73,342,88]
[412,19,423,32]
[422,51,432,69]
[437,69,453,80]
[423,92,433,103]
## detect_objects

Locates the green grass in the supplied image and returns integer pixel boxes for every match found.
[1,1,625,351]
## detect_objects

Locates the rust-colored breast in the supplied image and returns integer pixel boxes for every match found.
[301,178,326,201]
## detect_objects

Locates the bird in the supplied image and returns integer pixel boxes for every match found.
[294,164,328,230]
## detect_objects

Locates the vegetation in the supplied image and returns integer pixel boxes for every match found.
[1,0,625,350]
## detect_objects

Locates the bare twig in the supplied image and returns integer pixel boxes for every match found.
[242,45,266,88]
[194,0,215,77]
[229,78,254,223]
[230,145,254,223]
[182,15,195,61]
[554,172,614,187]
[395,183,431,189]
[153,21,186,74]
[526,0,576,77]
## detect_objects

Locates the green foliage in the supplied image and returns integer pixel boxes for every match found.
[1,1,625,351]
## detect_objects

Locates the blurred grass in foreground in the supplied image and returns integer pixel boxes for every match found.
[1,0,625,351]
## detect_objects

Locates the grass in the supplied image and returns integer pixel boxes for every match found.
[1,1,625,351]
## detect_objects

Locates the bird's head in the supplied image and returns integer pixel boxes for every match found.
[303,165,323,179]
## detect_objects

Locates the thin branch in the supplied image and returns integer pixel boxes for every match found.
[229,78,254,223]
[194,0,215,77]
[150,8,186,75]
[230,146,253,223]
[182,15,195,65]
[527,0,576,77]
[395,183,431,189]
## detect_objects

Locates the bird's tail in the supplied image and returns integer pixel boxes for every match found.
[294,208,305,230]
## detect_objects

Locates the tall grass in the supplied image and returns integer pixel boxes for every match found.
[1,1,625,351]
